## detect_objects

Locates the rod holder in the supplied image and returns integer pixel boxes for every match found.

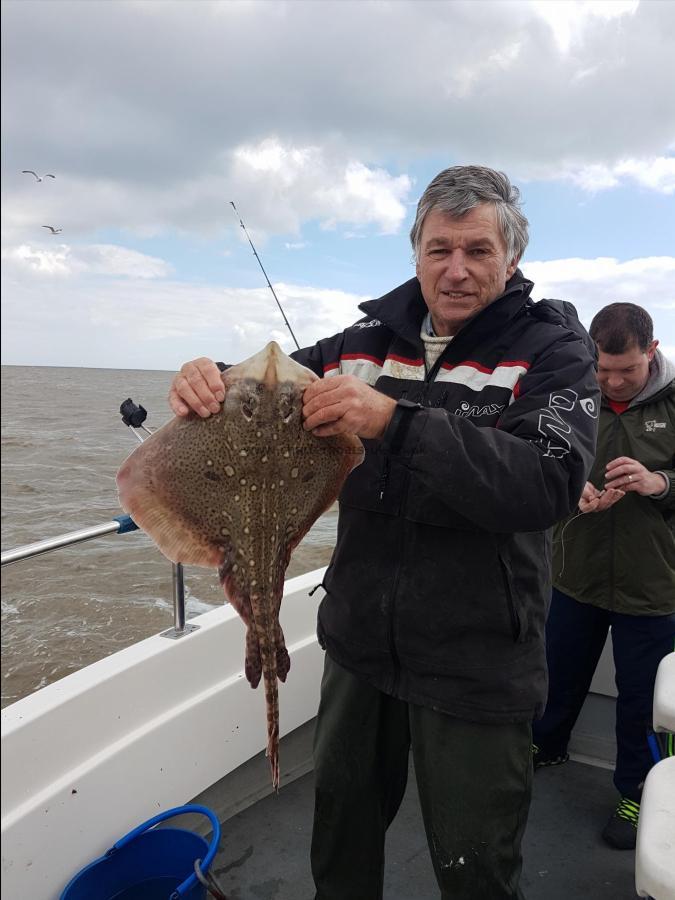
[160,562,199,640]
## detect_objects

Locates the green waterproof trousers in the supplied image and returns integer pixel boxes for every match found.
[311,655,532,900]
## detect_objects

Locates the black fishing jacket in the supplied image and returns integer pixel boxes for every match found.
[292,270,600,723]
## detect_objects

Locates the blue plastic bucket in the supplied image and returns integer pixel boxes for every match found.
[60,804,221,900]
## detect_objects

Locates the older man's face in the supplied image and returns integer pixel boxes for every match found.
[415,204,518,337]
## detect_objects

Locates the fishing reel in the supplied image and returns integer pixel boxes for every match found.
[119,398,148,429]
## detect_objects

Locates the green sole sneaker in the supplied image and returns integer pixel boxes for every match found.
[601,798,639,850]
[531,744,570,769]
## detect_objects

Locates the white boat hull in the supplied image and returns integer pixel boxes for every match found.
[1,568,326,900]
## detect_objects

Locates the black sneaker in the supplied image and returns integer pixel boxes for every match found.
[602,797,639,850]
[531,743,569,769]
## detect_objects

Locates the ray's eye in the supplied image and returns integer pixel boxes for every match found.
[279,394,295,424]
[241,394,259,421]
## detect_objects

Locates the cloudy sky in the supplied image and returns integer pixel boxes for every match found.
[2,0,674,371]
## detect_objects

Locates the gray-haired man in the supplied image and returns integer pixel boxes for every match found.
[170,166,600,898]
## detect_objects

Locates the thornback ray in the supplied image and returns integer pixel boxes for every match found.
[116,341,364,788]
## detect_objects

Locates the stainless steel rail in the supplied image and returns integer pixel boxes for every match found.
[1,516,138,566]
[1,515,198,638]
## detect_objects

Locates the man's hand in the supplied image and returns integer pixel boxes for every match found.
[302,375,397,439]
[578,480,625,514]
[168,357,225,418]
[605,456,668,497]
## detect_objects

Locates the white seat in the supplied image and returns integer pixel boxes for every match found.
[635,755,675,899]
[653,652,675,734]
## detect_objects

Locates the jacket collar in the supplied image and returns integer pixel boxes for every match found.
[629,349,675,407]
[358,269,534,353]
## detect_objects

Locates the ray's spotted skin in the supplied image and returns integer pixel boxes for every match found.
[116,342,364,787]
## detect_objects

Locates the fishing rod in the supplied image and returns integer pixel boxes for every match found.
[229,201,301,351]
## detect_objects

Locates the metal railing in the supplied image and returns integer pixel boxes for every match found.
[1,515,199,639]
[1,397,200,639]
[0,515,138,566]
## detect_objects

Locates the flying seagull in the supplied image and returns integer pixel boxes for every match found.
[22,170,56,182]
[42,225,62,234]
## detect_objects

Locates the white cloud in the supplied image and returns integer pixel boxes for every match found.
[1,263,369,369]
[614,157,675,193]
[525,255,675,342]
[2,243,72,276]
[1,243,172,278]
[232,139,411,236]
[2,0,674,244]
[2,1,674,372]
[529,0,640,54]
[527,255,675,286]
[563,156,675,193]
[1,141,412,244]
[3,248,673,369]
[451,40,523,98]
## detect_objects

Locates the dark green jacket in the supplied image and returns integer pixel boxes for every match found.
[553,351,675,615]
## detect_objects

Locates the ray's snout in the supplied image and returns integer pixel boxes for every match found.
[227,341,316,392]
[264,341,283,387]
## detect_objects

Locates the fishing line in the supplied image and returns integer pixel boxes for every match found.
[229,201,301,351]
[552,508,585,580]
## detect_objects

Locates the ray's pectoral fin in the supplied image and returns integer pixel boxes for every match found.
[117,455,224,568]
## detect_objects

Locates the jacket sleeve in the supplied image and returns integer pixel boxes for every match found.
[651,468,675,511]
[381,332,600,533]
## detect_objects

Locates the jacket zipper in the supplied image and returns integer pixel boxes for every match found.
[383,355,438,682]
[378,386,407,502]
[381,351,444,686]
[379,456,390,500]
[499,556,521,641]
[608,412,621,605]
[387,516,409,696]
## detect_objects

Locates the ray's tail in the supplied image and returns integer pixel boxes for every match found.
[262,661,281,789]
[247,611,290,790]
[260,623,290,789]
[226,573,291,790]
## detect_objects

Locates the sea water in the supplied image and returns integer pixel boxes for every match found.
[0,365,337,708]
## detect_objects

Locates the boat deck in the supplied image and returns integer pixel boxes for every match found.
[209,756,637,900]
